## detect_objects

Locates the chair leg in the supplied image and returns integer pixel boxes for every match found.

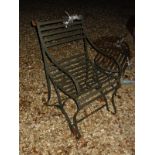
[105,98,110,112]
[111,88,118,114]
[100,91,110,112]
[48,73,81,139]
[70,123,81,139]
[73,111,81,139]
[44,77,52,106]
[55,102,81,139]
[46,86,51,105]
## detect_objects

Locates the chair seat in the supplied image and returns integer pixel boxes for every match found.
[49,53,119,108]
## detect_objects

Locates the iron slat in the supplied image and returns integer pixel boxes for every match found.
[65,60,86,71]
[52,70,90,85]
[62,56,86,68]
[51,64,111,89]
[109,53,124,72]
[54,71,116,101]
[107,49,118,66]
[42,26,82,37]
[62,72,94,90]
[40,20,82,31]
[51,65,86,79]
[79,90,101,104]
[46,35,84,47]
[51,63,92,80]
[79,80,116,102]
[44,30,83,42]
[80,86,117,109]
[116,52,123,63]
[60,66,108,91]
[65,77,112,100]
[40,24,65,32]
[56,70,95,92]
[58,53,85,65]
[79,81,117,108]
[38,19,62,26]
[47,53,85,73]
[50,64,86,79]
[102,50,121,72]
[121,57,127,71]
[65,73,114,96]
[50,55,86,77]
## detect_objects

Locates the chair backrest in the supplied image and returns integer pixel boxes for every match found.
[34,18,88,84]
[36,19,85,49]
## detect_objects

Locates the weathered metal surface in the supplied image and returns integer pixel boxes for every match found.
[33,18,125,139]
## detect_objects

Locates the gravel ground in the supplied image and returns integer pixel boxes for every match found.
[20,0,135,154]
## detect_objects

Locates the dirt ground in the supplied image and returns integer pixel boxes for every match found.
[19,0,135,154]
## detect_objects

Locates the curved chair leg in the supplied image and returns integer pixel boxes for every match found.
[46,84,51,105]
[73,110,81,139]
[100,91,110,112]
[54,87,81,139]
[111,88,118,114]
[61,99,81,139]
[44,76,52,106]
[56,104,81,139]
[47,78,77,136]
[44,75,77,136]
[55,104,74,133]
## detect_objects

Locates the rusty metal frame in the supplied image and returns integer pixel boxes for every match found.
[32,18,124,139]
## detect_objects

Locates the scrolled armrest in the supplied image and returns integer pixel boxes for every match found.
[86,37,122,78]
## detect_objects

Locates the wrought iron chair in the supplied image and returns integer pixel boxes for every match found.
[32,18,123,139]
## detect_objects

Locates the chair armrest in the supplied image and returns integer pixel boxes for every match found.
[86,37,122,78]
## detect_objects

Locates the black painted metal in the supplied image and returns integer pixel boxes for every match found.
[33,18,125,139]
[93,36,130,76]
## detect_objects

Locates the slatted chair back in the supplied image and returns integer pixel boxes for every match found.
[36,19,85,49]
